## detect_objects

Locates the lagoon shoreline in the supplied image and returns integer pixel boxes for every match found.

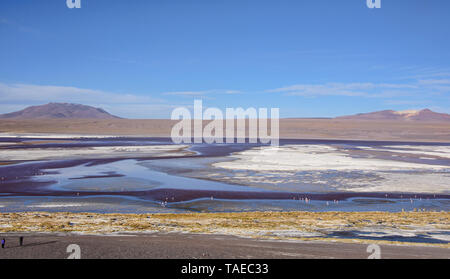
[1,211,448,249]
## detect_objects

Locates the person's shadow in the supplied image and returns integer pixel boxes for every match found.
[5,241,57,249]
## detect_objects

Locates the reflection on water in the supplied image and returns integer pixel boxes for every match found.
[169,197,450,213]
[34,159,259,192]
[1,196,448,214]
[0,196,183,213]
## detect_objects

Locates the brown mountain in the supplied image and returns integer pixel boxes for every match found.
[337,109,450,121]
[0,103,121,119]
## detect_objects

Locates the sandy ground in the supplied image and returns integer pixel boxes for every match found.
[1,118,450,142]
[0,233,448,259]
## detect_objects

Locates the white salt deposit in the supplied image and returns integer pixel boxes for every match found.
[0,142,16,146]
[213,145,450,172]
[0,133,122,139]
[359,145,450,159]
[0,145,189,161]
[27,203,84,208]
[211,145,450,193]
[346,172,450,193]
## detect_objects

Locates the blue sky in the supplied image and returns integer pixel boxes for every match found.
[1,0,450,118]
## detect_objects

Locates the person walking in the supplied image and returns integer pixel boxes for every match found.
[1,238,5,249]
[19,236,24,246]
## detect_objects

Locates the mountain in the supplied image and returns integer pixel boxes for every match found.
[336,109,450,121]
[0,103,121,119]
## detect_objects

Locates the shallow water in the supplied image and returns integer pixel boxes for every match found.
[168,197,450,213]
[0,196,183,214]
[36,159,260,192]
[0,137,449,213]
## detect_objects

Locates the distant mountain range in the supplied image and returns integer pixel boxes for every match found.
[0,103,120,119]
[336,109,450,121]
[0,103,449,121]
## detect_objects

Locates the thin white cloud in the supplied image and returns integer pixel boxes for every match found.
[162,89,243,97]
[0,83,238,118]
[267,83,373,97]
[1,77,448,118]
[0,82,171,118]
[99,104,192,119]
[384,100,430,106]
[0,83,162,104]
[163,90,210,96]
[224,90,242,94]
[0,17,40,35]
[418,79,450,85]
[267,80,448,99]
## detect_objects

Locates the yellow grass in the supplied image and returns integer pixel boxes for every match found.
[1,211,448,248]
